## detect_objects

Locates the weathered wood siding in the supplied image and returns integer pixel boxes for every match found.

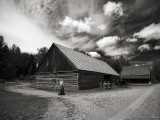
[123,78,150,83]
[37,45,76,73]
[121,75,150,83]
[36,72,79,90]
[121,75,150,79]
[78,71,104,90]
[55,72,79,90]
[36,73,55,89]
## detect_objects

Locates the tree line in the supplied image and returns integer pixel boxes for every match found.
[0,35,131,81]
[0,36,48,81]
[3,34,160,82]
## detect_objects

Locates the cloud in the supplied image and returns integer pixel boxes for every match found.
[154,45,160,50]
[66,0,110,34]
[102,47,129,56]
[67,0,96,19]
[69,36,89,48]
[1,0,160,58]
[88,51,101,58]
[126,38,138,42]
[0,0,70,53]
[60,16,94,33]
[59,16,110,36]
[104,47,129,56]
[68,36,96,51]
[96,36,129,56]
[79,40,96,51]
[133,23,160,41]
[97,25,107,31]
[96,36,120,48]
[103,1,123,18]
[138,44,150,52]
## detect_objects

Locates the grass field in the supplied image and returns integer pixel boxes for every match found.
[0,83,48,120]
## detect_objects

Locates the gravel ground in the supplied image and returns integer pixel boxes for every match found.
[4,83,160,120]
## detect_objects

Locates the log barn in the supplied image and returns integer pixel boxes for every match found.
[121,65,151,84]
[35,43,119,90]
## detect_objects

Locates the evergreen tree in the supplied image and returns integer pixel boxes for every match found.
[0,35,35,80]
[28,55,36,75]
[0,36,10,80]
[35,47,48,66]
[105,55,131,73]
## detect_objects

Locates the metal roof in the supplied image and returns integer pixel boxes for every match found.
[121,65,150,76]
[55,44,119,76]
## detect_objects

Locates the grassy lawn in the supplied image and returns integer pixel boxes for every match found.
[0,83,49,120]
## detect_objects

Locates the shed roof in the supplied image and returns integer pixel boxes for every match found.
[54,44,119,76]
[121,65,150,76]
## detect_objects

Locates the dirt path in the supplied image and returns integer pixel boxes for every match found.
[6,83,57,98]
[109,84,159,120]
[65,84,160,120]
[6,83,81,120]
[5,83,160,120]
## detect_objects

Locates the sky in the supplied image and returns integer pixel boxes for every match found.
[0,0,160,58]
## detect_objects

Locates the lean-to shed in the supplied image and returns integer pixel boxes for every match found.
[121,65,151,84]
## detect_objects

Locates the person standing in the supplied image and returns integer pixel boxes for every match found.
[58,79,65,95]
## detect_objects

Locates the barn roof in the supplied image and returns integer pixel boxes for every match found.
[54,44,119,76]
[121,65,150,76]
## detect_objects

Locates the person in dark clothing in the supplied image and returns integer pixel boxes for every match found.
[58,79,65,95]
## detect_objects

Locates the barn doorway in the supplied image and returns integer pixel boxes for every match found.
[104,74,111,82]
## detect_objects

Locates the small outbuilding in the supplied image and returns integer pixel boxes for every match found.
[35,43,119,90]
[121,65,151,84]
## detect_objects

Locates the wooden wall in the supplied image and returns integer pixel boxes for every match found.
[78,71,104,90]
[37,45,76,73]
[124,78,150,83]
[121,75,150,79]
[36,73,54,89]
[56,72,79,90]
[36,72,79,90]
[36,71,119,90]
[121,75,150,83]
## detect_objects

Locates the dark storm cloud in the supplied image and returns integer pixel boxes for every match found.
[1,0,160,57]
[121,0,160,36]
[106,0,160,55]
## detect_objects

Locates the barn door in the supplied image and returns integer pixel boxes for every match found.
[104,74,111,82]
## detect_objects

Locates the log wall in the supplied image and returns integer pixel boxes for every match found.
[36,71,118,90]
[35,73,54,90]
[78,71,104,90]
[36,72,79,90]
[123,78,150,83]
[121,75,150,83]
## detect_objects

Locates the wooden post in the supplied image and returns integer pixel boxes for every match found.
[150,66,152,83]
